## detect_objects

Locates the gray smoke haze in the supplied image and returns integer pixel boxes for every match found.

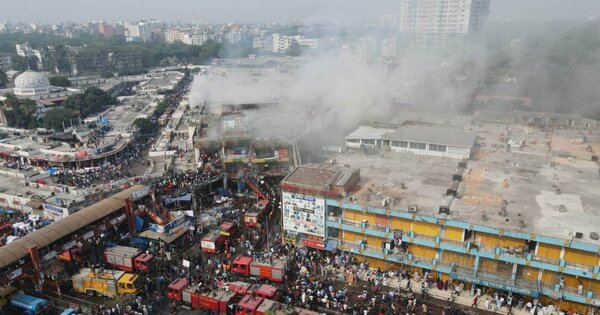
[188,50,483,148]
[188,54,393,143]
[3,0,600,23]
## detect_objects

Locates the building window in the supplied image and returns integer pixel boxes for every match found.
[429,144,447,152]
[409,142,426,150]
[362,139,375,145]
[391,141,408,148]
[346,139,360,143]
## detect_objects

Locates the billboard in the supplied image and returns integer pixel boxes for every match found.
[282,192,325,237]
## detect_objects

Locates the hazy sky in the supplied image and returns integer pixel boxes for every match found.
[2,0,600,24]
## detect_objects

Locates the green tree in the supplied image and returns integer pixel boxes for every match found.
[49,76,71,87]
[11,55,38,71]
[1,94,39,129]
[42,107,75,130]
[133,118,156,135]
[155,101,169,116]
[63,87,112,117]
[0,69,7,88]
[53,45,72,75]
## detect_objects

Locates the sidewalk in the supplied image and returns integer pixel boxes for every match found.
[354,271,530,315]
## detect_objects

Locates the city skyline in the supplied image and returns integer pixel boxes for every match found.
[2,0,600,24]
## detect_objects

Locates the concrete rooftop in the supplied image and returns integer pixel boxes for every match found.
[331,122,600,246]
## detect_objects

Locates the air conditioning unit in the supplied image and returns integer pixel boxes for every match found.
[408,204,418,213]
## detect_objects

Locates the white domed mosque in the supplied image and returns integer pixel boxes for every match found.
[13,70,52,96]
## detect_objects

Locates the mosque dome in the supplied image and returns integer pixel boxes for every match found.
[13,71,51,96]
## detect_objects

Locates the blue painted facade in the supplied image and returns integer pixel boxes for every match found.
[322,199,600,307]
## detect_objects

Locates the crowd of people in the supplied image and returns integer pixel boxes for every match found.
[55,136,154,188]
[152,166,222,195]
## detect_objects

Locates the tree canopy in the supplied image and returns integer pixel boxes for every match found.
[133,118,156,135]
[42,107,75,130]
[1,93,39,129]
[63,87,112,117]
[0,69,7,88]
[49,75,71,87]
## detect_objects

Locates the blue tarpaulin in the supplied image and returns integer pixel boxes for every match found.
[132,237,149,250]
[217,187,232,197]
[135,215,144,232]
[47,167,60,176]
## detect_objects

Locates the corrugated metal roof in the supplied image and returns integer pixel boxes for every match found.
[344,126,394,140]
[0,185,144,270]
[383,126,477,148]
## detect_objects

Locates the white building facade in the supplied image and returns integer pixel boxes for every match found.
[345,125,477,159]
[399,0,491,48]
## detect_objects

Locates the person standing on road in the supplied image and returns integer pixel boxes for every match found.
[471,295,479,308]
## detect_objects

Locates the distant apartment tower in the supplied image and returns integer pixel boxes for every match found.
[165,30,187,44]
[381,38,398,58]
[125,21,153,42]
[271,34,294,53]
[113,23,125,36]
[191,32,208,46]
[15,43,43,69]
[108,50,143,74]
[99,22,114,38]
[16,43,35,58]
[297,38,319,49]
[399,0,490,47]
[379,14,400,29]
[227,31,243,44]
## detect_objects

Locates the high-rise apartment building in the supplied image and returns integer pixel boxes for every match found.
[165,30,187,44]
[399,0,490,47]
[125,21,154,42]
[98,22,114,38]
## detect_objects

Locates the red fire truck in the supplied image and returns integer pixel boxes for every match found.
[243,200,270,227]
[256,299,282,315]
[201,229,226,254]
[228,281,254,295]
[166,278,188,300]
[256,284,278,300]
[103,246,154,272]
[201,221,237,254]
[236,295,264,315]
[167,281,239,314]
[220,221,237,237]
[190,289,237,314]
[230,256,286,282]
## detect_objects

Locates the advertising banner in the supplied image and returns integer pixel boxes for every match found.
[282,192,325,237]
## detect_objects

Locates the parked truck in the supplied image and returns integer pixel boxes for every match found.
[230,256,286,282]
[243,200,270,227]
[8,293,51,315]
[200,230,226,254]
[167,279,238,314]
[193,289,237,314]
[103,245,154,272]
[72,268,143,298]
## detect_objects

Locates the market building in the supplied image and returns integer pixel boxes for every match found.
[282,121,600,312]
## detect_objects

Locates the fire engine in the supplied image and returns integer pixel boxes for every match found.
[243,200,270,227]
[230,256,286,282]
[103,246,154,272]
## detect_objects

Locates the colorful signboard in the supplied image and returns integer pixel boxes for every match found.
[282,192,325,237]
